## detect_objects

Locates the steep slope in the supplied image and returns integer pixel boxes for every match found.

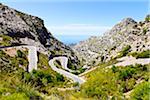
[73,15,150,65]
[0,48,71,99]
[0,3,80,68]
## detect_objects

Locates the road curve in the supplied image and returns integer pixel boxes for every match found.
[24,46,38,72]
[0,46,38,72]
[80,56,150,77]
[17,46,38,72]
[52,57,75,72]
[107,56,150,68]
[49,57,85,84]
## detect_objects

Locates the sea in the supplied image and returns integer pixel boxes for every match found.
[54,35,91,45]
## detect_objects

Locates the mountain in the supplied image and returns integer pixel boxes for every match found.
[73,15,150,66]
[0,3,149,99]
[0,3,80,68]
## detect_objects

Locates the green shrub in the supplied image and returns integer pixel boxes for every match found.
[143,27,148,35]
[16,84,41,99]
[0,70,42,100]
[67,60,77,70]
[126,78,136,91]
[118,45,131,57]
[56,73,64,82]
[129,50,150,58]
[35,53,67,87]
[111,65,118,73]
[136,50,150,58]
[22,69,66,88]
[73,82,79,87]
[78,67,86,74]
[118,66,136,80]
[55,60,61,66]
[0,50,5,56]
[128,52,138,57]
[54,60,62,69]
[38,52,52,70]
[130,82,150,100]
[81,69,122,99]
[32,70,52,86]
[1,93,29,100]
[23,72,32,82]
[145,16,150,21]
[0,50,68,99]
[17,50,24,58]
[0,50,28,73]
[80,63,149,99]
[0,35,12,46]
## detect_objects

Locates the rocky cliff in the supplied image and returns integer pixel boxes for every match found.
[73,15,150,65]
[0,3,80,68]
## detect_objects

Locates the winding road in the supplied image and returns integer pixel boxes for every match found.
[0,46,38,72]
[80,56,150,76]
[107,56,150,68]
[1,46,85,84]
[4,46,149,85]
[52,57,74,72]
[49,57,85,84]
[25,46,38,72]
[15,46,38,72]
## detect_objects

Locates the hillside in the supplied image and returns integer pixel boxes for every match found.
[0,47,73,99]
[0,3,80,69]
[0,3,150,100]
[73,15,150,66]
[0,3,81,99]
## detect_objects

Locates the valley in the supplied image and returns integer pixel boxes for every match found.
[0,3,150,100]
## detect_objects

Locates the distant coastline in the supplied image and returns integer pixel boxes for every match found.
[54,34,94,45]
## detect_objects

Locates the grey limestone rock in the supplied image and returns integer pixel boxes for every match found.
[0,3,80,68]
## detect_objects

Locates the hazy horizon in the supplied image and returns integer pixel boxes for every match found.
[1,0,149,44]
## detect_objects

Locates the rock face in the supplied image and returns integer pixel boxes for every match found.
[0,3,80,68]
[73,15,150,65]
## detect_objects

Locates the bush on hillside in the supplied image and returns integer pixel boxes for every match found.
[23,70,53,87]
[111,65,118,73]
[22,69,65,88]
[136,50,150,58]
[130,82,150,100]
[67,60,77,70]
[80,63,149,99]
[145,16,150,21]
[118,45,131,57]
[142,27,148,35]
[118,66,136,80]
[0,35,12,46]
[129,50,150,58]
[56,73,64,82]
[0,49,28,73]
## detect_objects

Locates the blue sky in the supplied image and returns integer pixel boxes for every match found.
[1,0,149,44]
